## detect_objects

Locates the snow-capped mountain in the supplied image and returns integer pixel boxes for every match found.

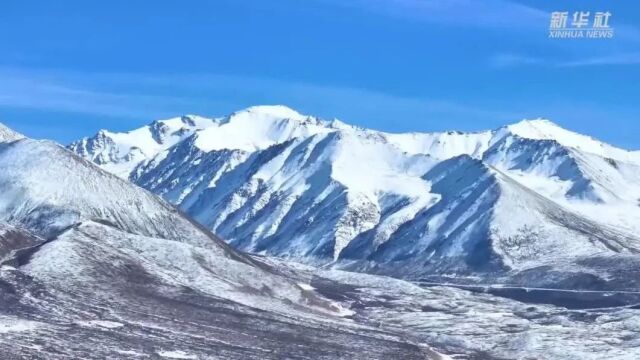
[68,106,353,179]
[70,106,640,288]
[0,124,454,359]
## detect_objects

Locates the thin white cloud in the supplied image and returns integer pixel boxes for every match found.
[489,52,640,68]
[0,67,519,132]
[558,52,640,67]
[0,69,205,119]
[488,53,545,68]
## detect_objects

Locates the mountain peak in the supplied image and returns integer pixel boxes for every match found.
[504,118,565,139]
[234,105,306,120]
[498,118,633,158]
[193,106,336,152]
[0,122,26,143]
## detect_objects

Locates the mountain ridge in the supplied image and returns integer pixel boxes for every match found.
[67,105,640,289]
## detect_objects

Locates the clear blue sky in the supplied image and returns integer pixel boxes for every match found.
[1,0,639,148]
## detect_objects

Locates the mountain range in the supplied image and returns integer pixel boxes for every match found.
[1,115,639,358]
[69,105,640,290]
[0,123,444,359]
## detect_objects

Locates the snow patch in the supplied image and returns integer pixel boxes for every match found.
[0,316,41,333]
[157,350,197,359]
[77,320,125,329]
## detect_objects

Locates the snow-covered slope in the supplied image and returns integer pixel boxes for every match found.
[191,105,345,153]
[484,122,640,233]
[70,106,640,288]
[0,138,226,247]
[0,126,358,319]
[503,118,640,162]
[0,123,25,143]
[385,130,494,159]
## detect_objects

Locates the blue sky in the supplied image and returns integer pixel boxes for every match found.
[1,0,639,148]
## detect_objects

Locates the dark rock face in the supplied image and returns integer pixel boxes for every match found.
[0,223,44,260]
